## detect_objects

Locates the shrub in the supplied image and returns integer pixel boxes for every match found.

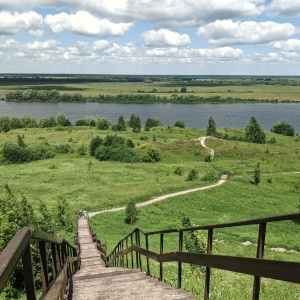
[77,144,87,156]
[142,148,161,162]
[186,168,198,181]
[245,116,266,144]
[125,201,138,224]
[206,116,217,136]
[97,118,110,130]
[174,166,183,176]
[202,168,218,181]
[89,136,103,156]
[253,163,261,185]
[174,120,185,128]
[271,121,294,136]
[145,118,162,129]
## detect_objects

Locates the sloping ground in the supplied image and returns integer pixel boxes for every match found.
[70,219,197,300]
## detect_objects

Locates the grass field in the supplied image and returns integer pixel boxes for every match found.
[0,125,299,299]
[1,81,300,101]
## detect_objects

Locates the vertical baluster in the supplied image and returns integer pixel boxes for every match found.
[131,234,134,268]
[22,243,36,300]
[204,228,213,300]
[145,235,150,275]
[159,233,164,281]
[56,244,62,271]
[178,230,183,288]
[135,231,139,269]
[51,243,58,279]
[39,241,49,291]
[126,237,129,268]
[121,240,124,267]
[252,223,267,300]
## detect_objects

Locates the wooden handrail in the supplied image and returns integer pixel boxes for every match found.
[0,226,78,299]
[106,212,300,300]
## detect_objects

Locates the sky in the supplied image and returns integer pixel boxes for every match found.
[0,0,300,75]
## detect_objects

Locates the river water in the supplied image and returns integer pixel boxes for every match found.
[0,101,299,133]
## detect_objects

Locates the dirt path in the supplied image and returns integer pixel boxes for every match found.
[88,136,227,218]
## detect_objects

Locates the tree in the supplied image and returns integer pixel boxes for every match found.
[181,87,187,93]
[245,116,266,144]
[125,201,138,224]
[129,114,141,133]
[57,113,72,127]
[89,136,103,156]
[145,118,162,131]
[206,116,217,136]
[271,121,294,136]
[115,115,126,131]
[17,134,26,147]
[97,118,110,130]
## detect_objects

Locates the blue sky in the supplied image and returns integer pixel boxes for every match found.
[0,0,299,75]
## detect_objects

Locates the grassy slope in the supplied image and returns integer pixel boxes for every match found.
[1,125,300,299]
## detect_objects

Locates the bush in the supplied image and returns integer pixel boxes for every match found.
[174,120,185,128]
[271,121,294,136]
[186,168,198,181]
[202,168,218,181]
[89,136,103,156]
[142,148,161,162]
[97,118,110,130]
[245,116,266,144]
[174,166,183,176]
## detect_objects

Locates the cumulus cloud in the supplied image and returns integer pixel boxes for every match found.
[0,0,263,26]
[145,46,243,59]
[141,29,191,47]
[272,39,300,52]
[198,20,297,46]
[44,11,132,37]
[267,0,300,17]
[0,11,43,36]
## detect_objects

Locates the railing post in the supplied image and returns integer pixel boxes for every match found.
[204,228,213,300]
[22,243,36,300]
[137,231,142,271]
[178,230,183,288]
[131,233,134,269]
[135,231,139,269]
[56,244,62,271]
[51,243,58,278]
[252,223,267,300]
[121,240,124,267]
[39,241,49,291]
[145,235,150,276]
[126,237,129,268]
[159,233,164,281]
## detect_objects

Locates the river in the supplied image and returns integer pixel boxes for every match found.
[0,101,299,133]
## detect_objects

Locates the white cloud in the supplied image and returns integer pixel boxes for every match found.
[26,40,60,50]
[0,11,43,36]
[146,46,243,60]
[0,0,263,26]
[198,20,297,46]
[44,11,132,37]
[141,29,191,47]
[267,0,300,17]
[272,39,300,52]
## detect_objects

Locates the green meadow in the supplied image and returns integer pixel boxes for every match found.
[0,124,299,299]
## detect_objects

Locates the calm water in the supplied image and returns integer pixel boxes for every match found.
[0,101,299,133]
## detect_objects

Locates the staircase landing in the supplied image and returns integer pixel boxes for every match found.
[70,219,196,300]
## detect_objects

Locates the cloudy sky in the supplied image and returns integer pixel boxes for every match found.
[0,0,299,75]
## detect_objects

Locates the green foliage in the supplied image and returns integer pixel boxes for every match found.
[186,168,198,181]
[202,167,218,181]
[253,163,261,185]
[125,200,138,224]
[174,120,185,128]
[129,114,141,133]
[180,87,187,93]
[97,118,110,130]
[245,116,266,144]
[56,113,72,127]
[142,148,162,162]
[271,121,294,137]
[174,166,183,176]
[206,116,217,136]
[94,135,138,163]
[115,115,126,131]
[204,154,212,162]
[145,118,162,130]
[17,135,26,147]
[89,136,103,156]
[77,144,87,156]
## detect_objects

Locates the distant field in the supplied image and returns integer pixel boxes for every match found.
[0,81,300,101]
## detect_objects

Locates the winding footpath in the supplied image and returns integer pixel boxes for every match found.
[89,136,226,218]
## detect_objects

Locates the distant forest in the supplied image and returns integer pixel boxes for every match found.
[1,74,300,86]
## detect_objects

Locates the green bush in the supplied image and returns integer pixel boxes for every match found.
[174,166,183,176]
[202,167,218,181]
[174,120,185,128]
[142,148,161,162]
[89,136,103,156]
[271,121,294,136]
[186,168,198,181]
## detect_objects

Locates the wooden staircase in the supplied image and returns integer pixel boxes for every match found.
[69,219,197,299]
